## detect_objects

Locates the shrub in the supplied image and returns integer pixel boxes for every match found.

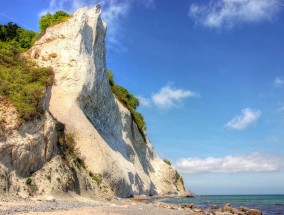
[0,41,54,121]
[45,175,51,182]
[16,28,37,49]
[39,11,71,33]
[58,132,86,169]
[107,70,146,139]
[25,177,32,185]
[164,159,171,166]
[89,171,102,185]
[107,70,114,86]
[0,22,37,50]
[175,171,184,186]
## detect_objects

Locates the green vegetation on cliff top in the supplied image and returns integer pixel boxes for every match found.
[0,41,54,121]
[0,11,71,122]
[39,11,71,33]
[0,22,53,122]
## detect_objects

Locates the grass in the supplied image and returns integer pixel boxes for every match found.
[107,70,146,140]
[0,41,54,122]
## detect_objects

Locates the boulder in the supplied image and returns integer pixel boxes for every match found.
[248,209,262,215]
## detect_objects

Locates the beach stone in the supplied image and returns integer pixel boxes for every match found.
[248,209,262,215]
[211,204,219,209]
[46,196,55,202]
[223,203,232,211]
[240,206,249,212]
[214,212,225,215]
[188,203,196,209]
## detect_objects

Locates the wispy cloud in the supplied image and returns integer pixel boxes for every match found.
[225,108,261,130]
[274,77,284,87]
[137,96,151,107]
[175,152,284,174]
[39,0,154,51]
[151,85,199,109]
[189,0,282,29]
[137,85,199,109]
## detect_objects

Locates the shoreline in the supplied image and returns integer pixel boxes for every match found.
[0,195,263,215]
[131,193,195,202]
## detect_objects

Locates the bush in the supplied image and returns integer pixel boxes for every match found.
[57,132,86,169]
[25,177,32,185]
[39,11,71,33]
[0,41,54,121]
[107,70,114,86]
[175,171,184,186]
[164,159,171,166]
[89,171,102,185]
[107,70,146,139]
[0,22,37,50]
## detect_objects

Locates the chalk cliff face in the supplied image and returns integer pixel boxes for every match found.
[0,6,186,197]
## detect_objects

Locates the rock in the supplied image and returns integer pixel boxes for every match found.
[46,196,55,202]
[223,203,232,211]
[230,207,242,214]
[188,203,196,209]
[240,206,249,212]
[248,209,262,215]
[127,194,134,198]
[26,5,187,198]
[211,204,219,210]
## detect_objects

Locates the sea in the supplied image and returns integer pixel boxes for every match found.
[147,195,284,215]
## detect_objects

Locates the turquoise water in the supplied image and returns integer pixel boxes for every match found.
[148,195,284,214]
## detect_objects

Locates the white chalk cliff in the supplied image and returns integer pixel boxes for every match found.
[0,6,186,198]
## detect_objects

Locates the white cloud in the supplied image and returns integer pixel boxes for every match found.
[225,108,261,130]
[137,96,151,107]
[152,86,199,109]
[39,0,154,51]
[189,0,281,29]
[274,77,284,87]
[175,152,284,174]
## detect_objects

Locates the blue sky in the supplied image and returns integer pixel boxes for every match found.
[1,0,284,195]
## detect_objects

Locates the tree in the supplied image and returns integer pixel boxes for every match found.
[16,28,37,49]
[39,13,53,33]
[0,22,20,41]
[39,11,70,33]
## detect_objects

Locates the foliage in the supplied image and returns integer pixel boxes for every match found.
[89,171,103,185]
[175,171,184,186]
[164,159,172,166]
[0,41,54,121]
[111,85,140,109]
[39,11,71,33]
[25,177,32,185]
[0,22,37,50]
[107,70,114,86]
[16,28,37,49]
[57,131,86,169]
[107,70,146,139]
[0,22,19,41]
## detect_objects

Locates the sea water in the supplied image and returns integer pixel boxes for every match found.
[148,195,284,215]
